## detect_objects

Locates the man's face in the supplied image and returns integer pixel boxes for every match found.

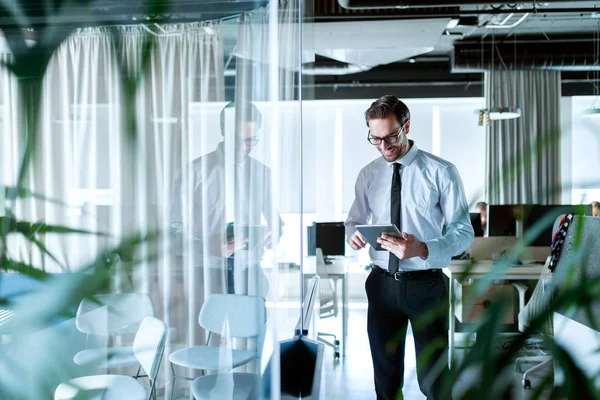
[479,207,487,224]
[368,115,410,162]
[234,121,259,161]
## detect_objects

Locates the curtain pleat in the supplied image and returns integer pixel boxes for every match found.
[1,23,224,395]
[485,70,562,205]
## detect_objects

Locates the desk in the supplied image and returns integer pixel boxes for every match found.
[303,258,349,357]
[443,261,544,368]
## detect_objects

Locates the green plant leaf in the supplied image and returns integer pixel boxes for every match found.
[4,185,70,207]
[11,220,110,237]
[26,236,65,270]
[1,258,51,280]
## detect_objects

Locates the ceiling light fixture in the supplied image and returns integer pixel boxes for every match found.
[446,18,459,29]
[488,106,521,119]
[582,21,600,118]
[477,32,521,125]
[582,108,600,118]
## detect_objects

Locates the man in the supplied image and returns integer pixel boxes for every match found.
[475,201,488,236]
[170,101,282,296]
[345,95,474,400]
[591,201,600,217]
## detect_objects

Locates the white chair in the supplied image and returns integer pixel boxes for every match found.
[191,372,258,399]
[315,249,340,359]
[513,257,554,390]
[168,294,266,399]
[55,316,167,400]
[74,293,155,376]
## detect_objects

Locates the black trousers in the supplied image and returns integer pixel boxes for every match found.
[365,268,450,400]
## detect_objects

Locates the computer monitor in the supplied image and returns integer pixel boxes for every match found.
[521,204,592,247]
[307,222,346,261]
[470,212,484,237]
[488,205,520,237]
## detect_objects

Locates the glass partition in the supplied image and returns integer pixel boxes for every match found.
[0,0,314,398]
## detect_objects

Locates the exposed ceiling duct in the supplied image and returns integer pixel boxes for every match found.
[301,63,373,75]
[0,0,269,27]
[312,19,448,69]
[223,63,373,76]
[338,0,595,9]
[452,35,600,72]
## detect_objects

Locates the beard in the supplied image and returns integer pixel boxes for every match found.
[379,136,409,161]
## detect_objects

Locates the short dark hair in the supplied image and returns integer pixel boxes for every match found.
[364,95,410,127]
[220,101,262,135]
[475,201,487,210]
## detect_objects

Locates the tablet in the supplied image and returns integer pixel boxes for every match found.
[227,223,267,250]
[356,224,401,251]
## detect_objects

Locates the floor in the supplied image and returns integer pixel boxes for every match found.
[170,303,553,399]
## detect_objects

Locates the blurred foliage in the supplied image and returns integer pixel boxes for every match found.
[0,0,166,398]
[0,0,599,399]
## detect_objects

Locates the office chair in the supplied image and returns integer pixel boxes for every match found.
[168,294,266,399]
[74,293,156,377]
[512,213,576,389]
[315,249,340,360]
[55,316,167,400]
[513,261,554,389]
[191,372,259,399]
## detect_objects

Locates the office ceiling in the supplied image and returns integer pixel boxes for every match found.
[0,1,269,25]
[1,1,599,98]
[311,0,600,98]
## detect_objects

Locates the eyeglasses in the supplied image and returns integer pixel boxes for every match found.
[367,125,406,145]
[236,137,259,146]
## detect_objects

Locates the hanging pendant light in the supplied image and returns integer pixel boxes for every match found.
[582,108,600,118]
[477,32,521,124]
[489,106,521,120]
[582,21,600,118]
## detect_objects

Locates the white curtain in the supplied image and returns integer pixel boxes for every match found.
[1,23,224,396]
[1,1,310,395]
[116,23,225,394]
[485,70,562,205]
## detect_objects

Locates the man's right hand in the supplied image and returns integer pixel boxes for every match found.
[222,238,249,258]
[349,231,367,250]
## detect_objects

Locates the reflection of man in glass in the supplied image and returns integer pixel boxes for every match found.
[170,101,282,296]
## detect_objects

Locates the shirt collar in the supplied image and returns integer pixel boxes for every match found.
[216,141,247,166]
[387,140,419,169]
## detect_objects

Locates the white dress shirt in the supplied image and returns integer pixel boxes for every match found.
[345,140,474,271]
[170,142,283,263]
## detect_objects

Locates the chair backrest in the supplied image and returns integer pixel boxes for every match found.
[199,294,266,338]
[519,257,553,335]
[132,316,168,381]
[75,292,155,335]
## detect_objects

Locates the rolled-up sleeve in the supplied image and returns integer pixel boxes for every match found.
[424,166,474,262]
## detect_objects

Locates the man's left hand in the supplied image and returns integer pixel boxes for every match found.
[377,232,429,260]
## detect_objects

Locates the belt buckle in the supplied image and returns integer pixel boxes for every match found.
[393,271,403,281]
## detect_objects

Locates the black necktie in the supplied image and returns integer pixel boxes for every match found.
[388,163,402,273]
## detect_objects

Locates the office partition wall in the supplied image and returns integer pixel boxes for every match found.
[0,1,315,398]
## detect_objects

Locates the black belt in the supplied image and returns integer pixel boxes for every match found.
[372,265,442,281]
